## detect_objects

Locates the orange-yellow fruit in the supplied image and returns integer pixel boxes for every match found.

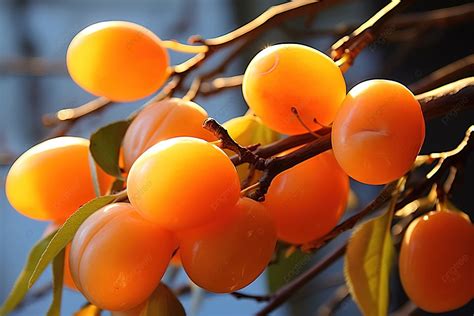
[43,223,77,290]
[67,21,169,102]
[122,98,215,171]
[243,43,346,135]
[332,79,425,185]
[6,137,113,222]
[127,137,240,231]
[70,203,176,311]
[264,151,349,244]
[399,210,474,313]
[179,198,276,293]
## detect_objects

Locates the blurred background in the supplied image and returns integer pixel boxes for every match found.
[0,0,473,315]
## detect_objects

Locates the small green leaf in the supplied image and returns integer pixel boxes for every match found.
[46,249,65,316]
[267,244,311,293]
[90,120,130,179]
[141,283,186,316]
[29,195,117,287]
[0,232,55,316]
[344,209,395,316]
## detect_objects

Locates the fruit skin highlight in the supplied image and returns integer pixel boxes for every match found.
[179,197,277,293]
[122,98,215,171]
[399,210,474,313]
[332,79,425,185]
[67,21,170,102]
[127,137,240,231]
[6,136,113,222]
[69,203,177,311]
[243,43,346,135]
[264,150,349,244]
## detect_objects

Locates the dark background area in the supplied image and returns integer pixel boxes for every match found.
[0,0,472,315]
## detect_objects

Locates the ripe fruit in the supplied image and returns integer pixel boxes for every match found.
[122,98,215,171]
[399,210,474,313]
[179,198,276,293]
[223,114,280,183]
[70,203,176,311]
[6,137,113,222]
[332,79,425,185]
[242,44,346,135]
[67,21,169,101]
[44,223,77,290]
[264,151,349,244]
[127,137,240,231]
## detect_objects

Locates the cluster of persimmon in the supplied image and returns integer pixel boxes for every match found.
[4,20,472,315]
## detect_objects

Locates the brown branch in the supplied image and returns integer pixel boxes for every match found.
[230,291,271,302]
[191,0,340,48]
[256,243,347,316]
[410,55,474,94]
[203,118,266,169]
[301,181,398,251]
[200,75,244,96]
[331,0,414,70]
[42,97,111,127]
[280,3,474,40]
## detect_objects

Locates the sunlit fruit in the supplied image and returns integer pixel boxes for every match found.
[70,203,177,311]
[43,223,77,290]
[332,79,425,185]
[179,198,276,293]
[6,137,113,222]
[399,210,474,313]
[127,137,240,231]
[264,150,349,244]
[67,21,170,101]
[223,114,280,184]
[243,43,346,135]
[122,98,215,171]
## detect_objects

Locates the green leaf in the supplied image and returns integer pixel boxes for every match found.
[141,283,186,316]
[90,120,130,179]
[267,244,311,293]
[0,232,55,316]
[29,195,117,287]
[344,209,395,316]
[46,249,65,316]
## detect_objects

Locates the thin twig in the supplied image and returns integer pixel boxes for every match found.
[230,291,271,302]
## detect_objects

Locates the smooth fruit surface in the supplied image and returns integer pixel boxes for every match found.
[399,210,474,313]
[67,21,169,101]
[332,79,425,185]
[179,198,277,293]
[127,137,240,231]
[6,137,113,222]
[70,203,176,311]
[264,150,349,244]
[243,44,346,135]
[122,98,215,171]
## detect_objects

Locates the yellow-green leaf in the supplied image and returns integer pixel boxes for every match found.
[29,194,117,287]
[0,232,55,316]
[90,120,130,179]
[223,115,280,148]
[46,249,65,316]
[73,304,101,316]
[140,283,186,316]
[344,209,395,316]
